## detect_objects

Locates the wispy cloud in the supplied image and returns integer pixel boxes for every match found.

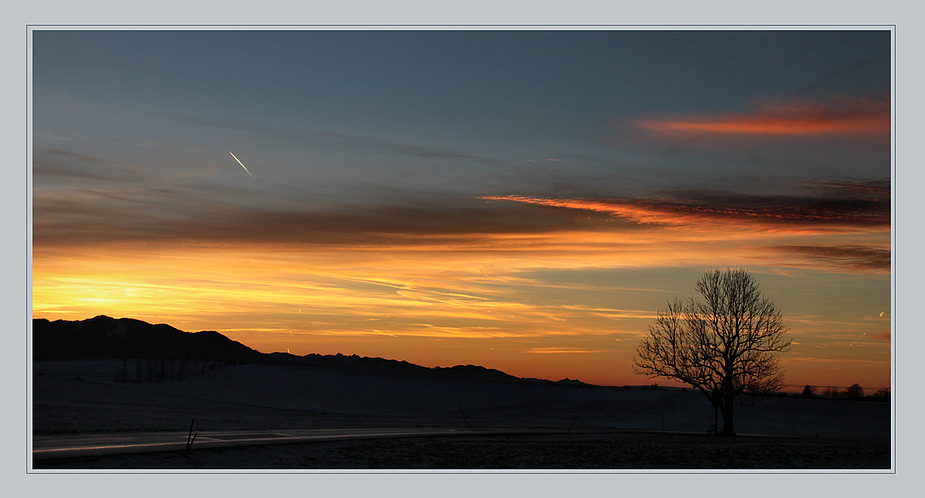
[33,146,151,182]
[635,95,890,137]
[527,347,604,354]
[800,177,891,197]
[480,177,890,230]
[784,357,890,366]
[32,193,631,248]
[34,174,891,286]
[174,115,500,165]
[767,245,890,273]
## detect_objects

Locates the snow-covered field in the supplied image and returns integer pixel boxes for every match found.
[31,360,892,469]
[34,432,891,470]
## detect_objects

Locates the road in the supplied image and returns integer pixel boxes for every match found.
[33,427,615,461]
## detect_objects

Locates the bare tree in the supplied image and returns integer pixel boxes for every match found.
[633,268,791,436]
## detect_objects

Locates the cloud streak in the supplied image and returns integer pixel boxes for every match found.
[176,115,501,165]
[527,347,604,354]
[767,245,891,273]
[33,146,152,183]
[32,193,630,248]
[34,175,890,281]
[635,95,890,137]
[481,177,890,230]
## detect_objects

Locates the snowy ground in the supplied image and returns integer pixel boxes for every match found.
[34,433,890,470]
[31,360,892,469]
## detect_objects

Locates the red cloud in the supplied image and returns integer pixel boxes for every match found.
[636,96,890,136]
[870,331,891,342]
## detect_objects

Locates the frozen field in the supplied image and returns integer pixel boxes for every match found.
[34,432,890,470]
[31,360,892,469]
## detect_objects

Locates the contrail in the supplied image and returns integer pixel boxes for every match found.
[229,151,254,178]
[848,332,866,347]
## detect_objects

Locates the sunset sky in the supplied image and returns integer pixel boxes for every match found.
[30,29,892,390]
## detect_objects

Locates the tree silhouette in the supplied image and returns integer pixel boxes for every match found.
[633,268,791,436]
[847,383,865,399]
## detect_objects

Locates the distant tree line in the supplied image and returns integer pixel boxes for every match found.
[114,355,247,383]
[799,384,890,401]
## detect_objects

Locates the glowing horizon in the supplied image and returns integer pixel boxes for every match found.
[32,30,892,391]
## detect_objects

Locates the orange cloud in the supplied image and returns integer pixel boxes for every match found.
[636,96,890,136]
[480,196,684,226]
[480,178,890,232]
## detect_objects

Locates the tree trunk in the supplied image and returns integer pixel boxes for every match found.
[719,395,736,436]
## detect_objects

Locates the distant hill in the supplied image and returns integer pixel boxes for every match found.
[266,351,523,383]
[32,316,265,363]
[32,316,587,386]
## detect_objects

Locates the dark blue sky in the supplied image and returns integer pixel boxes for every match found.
[33,30,890,207]
[34,30,889,113]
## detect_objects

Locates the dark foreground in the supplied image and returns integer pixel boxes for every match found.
[34,432,890,470]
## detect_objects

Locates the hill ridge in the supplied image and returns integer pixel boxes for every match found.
[32,316,593,386]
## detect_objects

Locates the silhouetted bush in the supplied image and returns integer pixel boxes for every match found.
[113,357,232,383]
[847,383,865,399]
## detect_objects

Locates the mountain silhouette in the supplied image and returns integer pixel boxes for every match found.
[33,315,265,363]
[32,316,576,385]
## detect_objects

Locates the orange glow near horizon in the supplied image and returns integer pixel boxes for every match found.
[32,208,892,389]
